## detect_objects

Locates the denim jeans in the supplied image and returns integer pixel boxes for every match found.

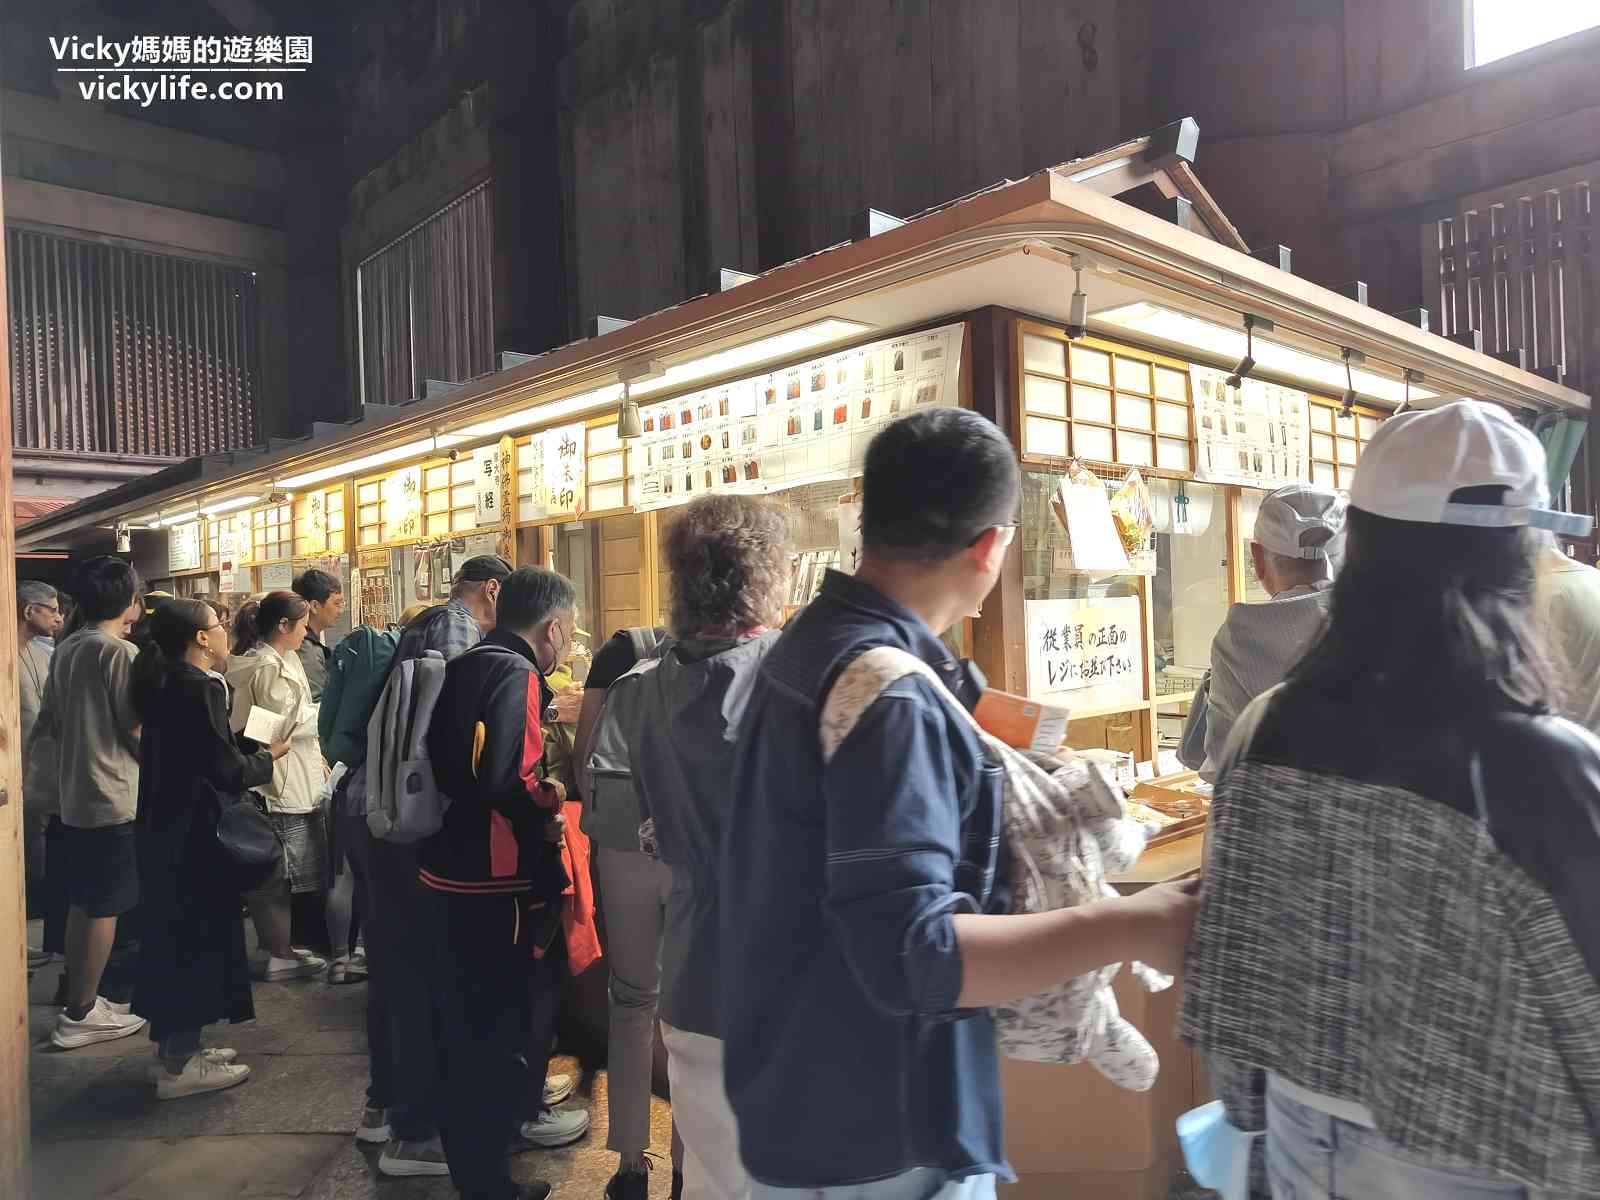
[1266,1075,1538,1199]
[750,1168,996,1200]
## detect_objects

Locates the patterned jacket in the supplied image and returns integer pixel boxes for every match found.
[1180,683,1600,1194]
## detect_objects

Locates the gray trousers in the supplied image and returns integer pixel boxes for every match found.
[596,845,673,1156]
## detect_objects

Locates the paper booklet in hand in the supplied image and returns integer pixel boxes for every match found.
[973,688,1069,752]
[243,704,292,745]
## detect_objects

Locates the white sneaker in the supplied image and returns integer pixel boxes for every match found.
[104,998,134,1015]
[263,953,326,981]
[542,1072,575,1106]
[155,1056,250,1100]
[51,997,147,1050]
[146,1047,237,1081]
[518,1106,591,1148]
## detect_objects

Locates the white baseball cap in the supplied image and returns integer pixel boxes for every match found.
[1349,400,1592,536]
[1253,483,1347,561]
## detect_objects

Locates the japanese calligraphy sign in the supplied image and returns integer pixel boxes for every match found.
[525,423,587,520]
[167,521,202,573]
[475,446,503,524]
[383,465,423,543]
[1025,596,1144,711]
[302,492,328,557]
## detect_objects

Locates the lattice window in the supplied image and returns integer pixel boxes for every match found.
[251,503,293,563]
[423,459,478,535]
[356,478,383,547]
[1308,403,1383,490]
[1019,326,1194,473]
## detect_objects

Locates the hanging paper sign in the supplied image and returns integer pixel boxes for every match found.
[1025,596,1144,711]
[302,492,328,557]
[1191,366,1310,489]
[629,322,965,513]
[836,493,863,574]
[475,446,503,524]
[259,561,294,590]
[526,423,586,519]
[218,522,240,573]
[383,465,424,543]
[229,566,254,594]
[168,522,202,573]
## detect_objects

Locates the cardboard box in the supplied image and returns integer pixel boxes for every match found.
[1000,973,1197,1199]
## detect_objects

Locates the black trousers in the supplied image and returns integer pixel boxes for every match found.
[362,832,437,1141]
[427,889,533,1200]
[522,923,567,1118]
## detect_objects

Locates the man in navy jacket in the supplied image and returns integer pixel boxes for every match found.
[723,409,1200,1199]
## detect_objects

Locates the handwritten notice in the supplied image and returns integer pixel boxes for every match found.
[474,446,503,524]
[168,521,202,573]
[524,423,587,520]
[1025,596,1144,711]
[383,465,424,543]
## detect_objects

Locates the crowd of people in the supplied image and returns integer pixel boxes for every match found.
[17,398,1600,1200]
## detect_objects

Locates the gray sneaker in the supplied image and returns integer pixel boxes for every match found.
[356,1105,391,1145]
[379,1135,450,1177]
[517,1106,591,1148]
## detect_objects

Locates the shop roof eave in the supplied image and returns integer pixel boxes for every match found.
[1040,172,1589,416]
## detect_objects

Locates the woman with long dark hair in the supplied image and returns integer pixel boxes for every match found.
[131,599,289,1099]
[226,591,329,981]
[1181,401,1600,1197]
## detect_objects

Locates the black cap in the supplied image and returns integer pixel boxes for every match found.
[455,554,513,585]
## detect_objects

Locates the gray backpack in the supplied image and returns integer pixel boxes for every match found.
[580,628,666,852]
[365,648,451,842]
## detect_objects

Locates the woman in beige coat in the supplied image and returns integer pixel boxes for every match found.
[226,590,329,982]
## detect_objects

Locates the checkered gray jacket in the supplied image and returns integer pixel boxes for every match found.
[1179,684,1600,1195]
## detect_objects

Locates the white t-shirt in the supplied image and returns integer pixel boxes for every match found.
[1539,552,1600,737]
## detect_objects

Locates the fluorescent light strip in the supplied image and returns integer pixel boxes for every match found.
[201,494,264,517]
[156,510,201,527]
[1094,303,1437,406]
[450,318,872,441]
[278,438,440,490]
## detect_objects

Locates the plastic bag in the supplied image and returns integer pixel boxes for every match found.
[1109,468,1154,556]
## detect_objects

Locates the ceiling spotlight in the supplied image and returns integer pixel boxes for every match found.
[1396,367,1424,414]
[1339,348,1367,416]
[616,358,664,441]
[1065,257,1089,340]
[1226,314,1272,389]
[616,380,643,440]
[115,522,131,554]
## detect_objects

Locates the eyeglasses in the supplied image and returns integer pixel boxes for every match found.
[966,523,1019,548]
[201,623,224,634]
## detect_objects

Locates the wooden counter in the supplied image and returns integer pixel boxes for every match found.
[1108,830,1204,888]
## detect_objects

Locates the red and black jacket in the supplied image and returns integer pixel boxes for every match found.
[420,628,566,898]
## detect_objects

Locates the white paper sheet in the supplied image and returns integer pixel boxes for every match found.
[243,704,289,745]
[1052,477,1130,572]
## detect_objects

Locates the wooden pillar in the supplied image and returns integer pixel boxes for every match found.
[0,98,32,1198]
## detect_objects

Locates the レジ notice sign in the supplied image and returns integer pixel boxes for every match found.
[1024,596,1143,712]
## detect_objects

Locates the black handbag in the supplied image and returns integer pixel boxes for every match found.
[215,789,282,890]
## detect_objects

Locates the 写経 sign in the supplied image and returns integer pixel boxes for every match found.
[1024,596,1144,712]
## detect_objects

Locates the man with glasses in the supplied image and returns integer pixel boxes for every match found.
[723,409,1199,1200]
[20,581,63,957]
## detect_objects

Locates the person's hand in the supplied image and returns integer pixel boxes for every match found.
[1119,877,1201,976]
[545,778,567,806]
[543,810,567,846]
[268,737,293,761]
[551,688,584,724]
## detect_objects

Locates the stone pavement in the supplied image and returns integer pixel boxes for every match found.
[27,921,675,1200]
